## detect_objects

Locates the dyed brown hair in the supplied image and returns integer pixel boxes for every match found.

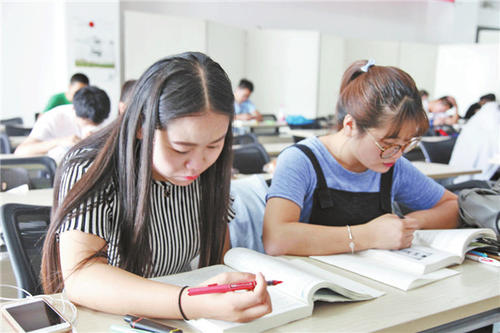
[336,60,428,138]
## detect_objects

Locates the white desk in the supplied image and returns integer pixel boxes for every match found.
[287,128,333,138]
[1,259,497,332]
[262,142,293,157]
[8,136,26,149]
[0,188,53,206]
[233,120,289,134]
[412,161,482,180]
[490,154,500,165]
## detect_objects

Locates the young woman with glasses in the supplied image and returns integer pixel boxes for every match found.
[263,60,459,256]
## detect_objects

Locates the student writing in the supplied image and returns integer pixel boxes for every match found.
[263,59,459,256]
[41,52,272,322]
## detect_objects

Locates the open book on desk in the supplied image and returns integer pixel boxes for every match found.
[311,228,497,291]
[155,247,384,333]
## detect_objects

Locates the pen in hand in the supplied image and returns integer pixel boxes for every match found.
[188,280,283,296]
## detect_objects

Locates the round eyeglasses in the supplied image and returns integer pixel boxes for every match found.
[366,131,421,159]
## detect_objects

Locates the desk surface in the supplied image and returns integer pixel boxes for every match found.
[1,259,498,332]
[0,188,53,206]
[286,128,333,138]
[490,154,500,165]
[412,161,482,180]
[233,120,289,129]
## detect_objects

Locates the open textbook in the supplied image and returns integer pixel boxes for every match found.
[311,228,497,291]
[155,247,384,333]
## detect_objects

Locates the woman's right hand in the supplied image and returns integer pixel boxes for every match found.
[365,213,418,250]
[182,271,272,323]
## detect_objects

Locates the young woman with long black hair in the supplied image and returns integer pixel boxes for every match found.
[41,52,271,321]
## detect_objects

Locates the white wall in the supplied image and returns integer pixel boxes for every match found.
[124,10,206,80]
[434,44,500,116]
[317,33,344,119]
[206,21,246,89]
[1,2,66,125]
[398,42,438,96]
[344,39,400,68]
[246,29,320,119]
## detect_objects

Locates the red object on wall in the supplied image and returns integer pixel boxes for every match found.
[89,21,94,28]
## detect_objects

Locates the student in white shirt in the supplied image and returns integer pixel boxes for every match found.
[449,101,500,182]
[15,86,110,162]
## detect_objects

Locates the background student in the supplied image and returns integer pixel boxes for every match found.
[234,78,262,121]
[118,79,137,115]
[263,60,458,257]
[43,73,89,112]
[15,86,110,163]
[463,93,496,120]
[41,52,271,322]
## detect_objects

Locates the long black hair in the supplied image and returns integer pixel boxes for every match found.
[42,52,235,293]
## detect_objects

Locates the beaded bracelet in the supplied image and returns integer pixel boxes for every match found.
[346,225,355,254]
[178,286,189,321]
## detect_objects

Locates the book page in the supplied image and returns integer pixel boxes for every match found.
[413,228,496,258]
[224,247,327,303]
[311,254,459,291]
[288,259,384,302]
[362,246,460,275]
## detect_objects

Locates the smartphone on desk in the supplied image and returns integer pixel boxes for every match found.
[1,298,71,333]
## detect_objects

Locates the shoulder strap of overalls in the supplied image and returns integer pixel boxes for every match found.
[379,166,394,213]
[295,144,333,208]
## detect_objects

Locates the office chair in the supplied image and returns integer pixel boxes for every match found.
[403,146,426,161]
[419,136,458,164]
[4,125,32,137]
[233,133,258,145]
[0,203,51,297]
[0,168,31,192]
[0,156,57,189]
[0,117,23,126]
[233,143,270,174]
[253,114,280,136]
[0,133,12,154]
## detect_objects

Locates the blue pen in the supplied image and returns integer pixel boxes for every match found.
[468,250,487,257]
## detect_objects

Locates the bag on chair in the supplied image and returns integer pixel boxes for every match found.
[458,180,500,235]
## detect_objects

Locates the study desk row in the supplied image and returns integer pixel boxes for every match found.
[0,257,498,332]
[0,162,482,208]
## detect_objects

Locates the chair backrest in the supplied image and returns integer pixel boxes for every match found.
[233,133,258,145]
[0,203,51,297]
[261,114,277,122]
[0,168,31,191]
[233,143,270,174]
[4,125,32,137]
[0,133,12,154]
[0,156,57,189]
[419,136,458,164]
[0,117,23,126]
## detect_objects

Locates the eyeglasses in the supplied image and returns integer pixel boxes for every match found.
[366,131,421,159]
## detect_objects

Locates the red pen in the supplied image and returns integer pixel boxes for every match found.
[188,280,283,296]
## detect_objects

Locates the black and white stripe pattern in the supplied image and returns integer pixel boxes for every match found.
[58,155,234,278]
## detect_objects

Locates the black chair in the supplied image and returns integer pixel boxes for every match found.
[403,146,426,161]
[233,133,258,145]
[419,136,458,164]
[0,117,23,126]
[233,143,270,174]
[0,203,51,297]
[0,133,12,154]
[253,114,280,136]
[0,156,57,189]
[0,168,31,191]
[4,125,32,137]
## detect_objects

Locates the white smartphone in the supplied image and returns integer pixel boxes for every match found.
[1,298,71,333]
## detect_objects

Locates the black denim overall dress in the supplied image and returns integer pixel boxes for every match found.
[295,144,394,226]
